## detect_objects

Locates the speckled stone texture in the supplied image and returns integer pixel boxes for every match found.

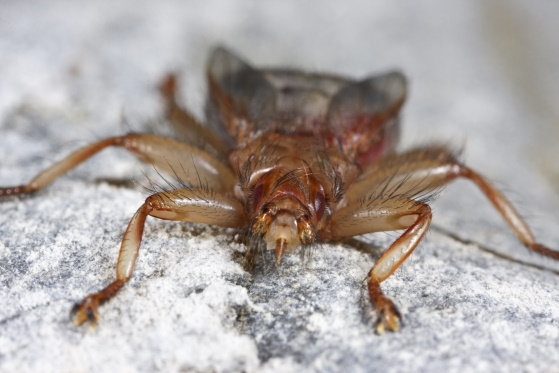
[1,1,558,372]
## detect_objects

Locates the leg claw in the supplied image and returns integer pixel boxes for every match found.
[71,295,100,326]
[374,296,402,334]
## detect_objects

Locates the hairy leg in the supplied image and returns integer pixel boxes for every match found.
[346,146,559,259]
[73,188,246,325]
[0,133,235,196]
[159,74,231,158]
[330,196,432,333]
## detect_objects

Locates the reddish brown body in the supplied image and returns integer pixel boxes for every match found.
[1,47,557,333]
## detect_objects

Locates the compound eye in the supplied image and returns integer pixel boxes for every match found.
[252,183,264,211]
[313,190,326,221]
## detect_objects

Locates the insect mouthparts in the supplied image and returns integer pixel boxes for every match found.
[275,238,288,267]
[265,211,300,255]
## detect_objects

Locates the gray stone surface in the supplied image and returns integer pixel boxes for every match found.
[1,1,558,372]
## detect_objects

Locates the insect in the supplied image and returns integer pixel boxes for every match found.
[1,47,557,333]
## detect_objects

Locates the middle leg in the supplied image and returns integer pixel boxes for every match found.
[0,133,236,197]
[345,145,559,259]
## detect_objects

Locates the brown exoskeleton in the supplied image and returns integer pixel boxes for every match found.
[2,47,558,333]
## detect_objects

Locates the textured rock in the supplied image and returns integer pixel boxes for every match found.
[1,1,558,372]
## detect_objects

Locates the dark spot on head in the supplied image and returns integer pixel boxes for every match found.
[314,191,325,220]
[253,183,264,211]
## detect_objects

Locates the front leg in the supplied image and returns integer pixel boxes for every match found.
[72,203,151,325]
[72,188,246,325]
[330,197,432,333]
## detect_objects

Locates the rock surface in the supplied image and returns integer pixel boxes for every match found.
[1,1,558,372]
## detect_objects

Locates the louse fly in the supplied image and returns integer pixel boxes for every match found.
[2,47,557,333]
